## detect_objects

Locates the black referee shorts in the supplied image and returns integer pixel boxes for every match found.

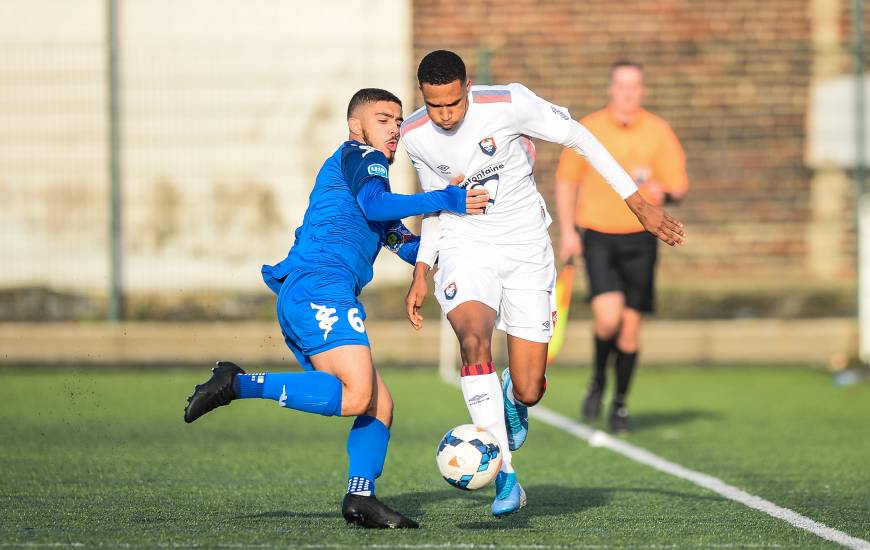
[580,227,658,313]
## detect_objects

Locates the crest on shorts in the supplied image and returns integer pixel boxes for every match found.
[444,282,457,300]
[478,137,496,156]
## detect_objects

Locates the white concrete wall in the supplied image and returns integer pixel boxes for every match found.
[0,0,109,291]
[0,0,414,295]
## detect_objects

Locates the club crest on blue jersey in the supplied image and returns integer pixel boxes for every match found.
[367,164,388,178]
[478,137,496,156]
[385,224,412,252]
[444,282,457,300]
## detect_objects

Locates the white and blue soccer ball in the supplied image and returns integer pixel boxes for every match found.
[435,424,502,490]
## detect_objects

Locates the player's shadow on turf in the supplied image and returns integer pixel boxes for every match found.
[629,409,722,432]
[390,485,608,529]
[232,486,722,529]
[391,485,723,530]
[234,511,336,520]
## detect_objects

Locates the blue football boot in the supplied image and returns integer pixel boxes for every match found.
[491,471,527,517]
[501,369,528,451]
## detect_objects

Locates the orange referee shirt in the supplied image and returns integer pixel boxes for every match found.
[556,108,688,234]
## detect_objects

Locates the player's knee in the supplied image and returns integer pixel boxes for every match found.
[368,392,394,428]
[458,333,491,363]
[342,387,374,417]
[379,400,394,428]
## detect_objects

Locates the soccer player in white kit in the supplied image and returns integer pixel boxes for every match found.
[402,51,685,516]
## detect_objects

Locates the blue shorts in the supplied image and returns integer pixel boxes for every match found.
[275,269,369,370]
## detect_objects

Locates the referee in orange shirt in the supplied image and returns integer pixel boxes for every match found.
[555,60,688,433]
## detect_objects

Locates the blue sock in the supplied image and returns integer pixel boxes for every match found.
[233,372,342,416]
[346,415,390,496]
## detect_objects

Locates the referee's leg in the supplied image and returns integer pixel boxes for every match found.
[581,229,625,421]
[610,232,657,432]
[614,307,642,399]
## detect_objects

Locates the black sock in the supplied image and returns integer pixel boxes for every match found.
[614,348,638,406]
[592,336,614,389]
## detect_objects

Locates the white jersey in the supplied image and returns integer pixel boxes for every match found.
[401,83,575,246]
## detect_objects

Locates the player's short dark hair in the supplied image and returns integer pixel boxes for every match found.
[610,59,644,80]
[417,50,467,86]
[346,88,402,119]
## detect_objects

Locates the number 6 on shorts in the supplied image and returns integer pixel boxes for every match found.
[348,308,366,333]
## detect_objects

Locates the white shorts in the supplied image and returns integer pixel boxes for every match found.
[434,240,557,344]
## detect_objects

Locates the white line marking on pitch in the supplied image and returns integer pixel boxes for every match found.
[529,405,870,550]
[0,544,794,549]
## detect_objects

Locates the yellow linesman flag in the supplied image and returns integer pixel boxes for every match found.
[547,259,576,365]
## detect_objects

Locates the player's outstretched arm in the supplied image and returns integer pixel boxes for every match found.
[356,179,488,222]
[508,83,686,245]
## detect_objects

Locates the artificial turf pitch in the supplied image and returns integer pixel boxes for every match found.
[1,364,868,548]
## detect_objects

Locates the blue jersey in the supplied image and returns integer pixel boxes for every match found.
[262,140,463,296]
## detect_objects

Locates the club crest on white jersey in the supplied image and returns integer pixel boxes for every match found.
[444,282,458,300]
[478,137,496,156]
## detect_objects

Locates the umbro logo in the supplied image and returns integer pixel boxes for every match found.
[437,164,451,174]
[467,393,489,406]
[551,105,569,120]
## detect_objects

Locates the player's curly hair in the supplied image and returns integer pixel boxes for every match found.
[346,88,402,119]
[417,50,467,86]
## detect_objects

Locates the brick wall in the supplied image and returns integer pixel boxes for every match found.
[413,0,862,284]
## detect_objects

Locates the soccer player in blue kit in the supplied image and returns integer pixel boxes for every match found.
[183,88,489,529]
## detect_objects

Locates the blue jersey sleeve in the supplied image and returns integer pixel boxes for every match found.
[341,142,393,196]
[355,178,466,221]
[341,141,466,221]
[383,221,420,266]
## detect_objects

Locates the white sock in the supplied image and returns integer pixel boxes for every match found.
[459,362,513,474]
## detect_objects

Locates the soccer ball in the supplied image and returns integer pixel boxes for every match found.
[435,424,502,490]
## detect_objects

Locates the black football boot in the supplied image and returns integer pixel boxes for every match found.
[184,361,245,423]
[341,493,419,529]
[581,381,604,422]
